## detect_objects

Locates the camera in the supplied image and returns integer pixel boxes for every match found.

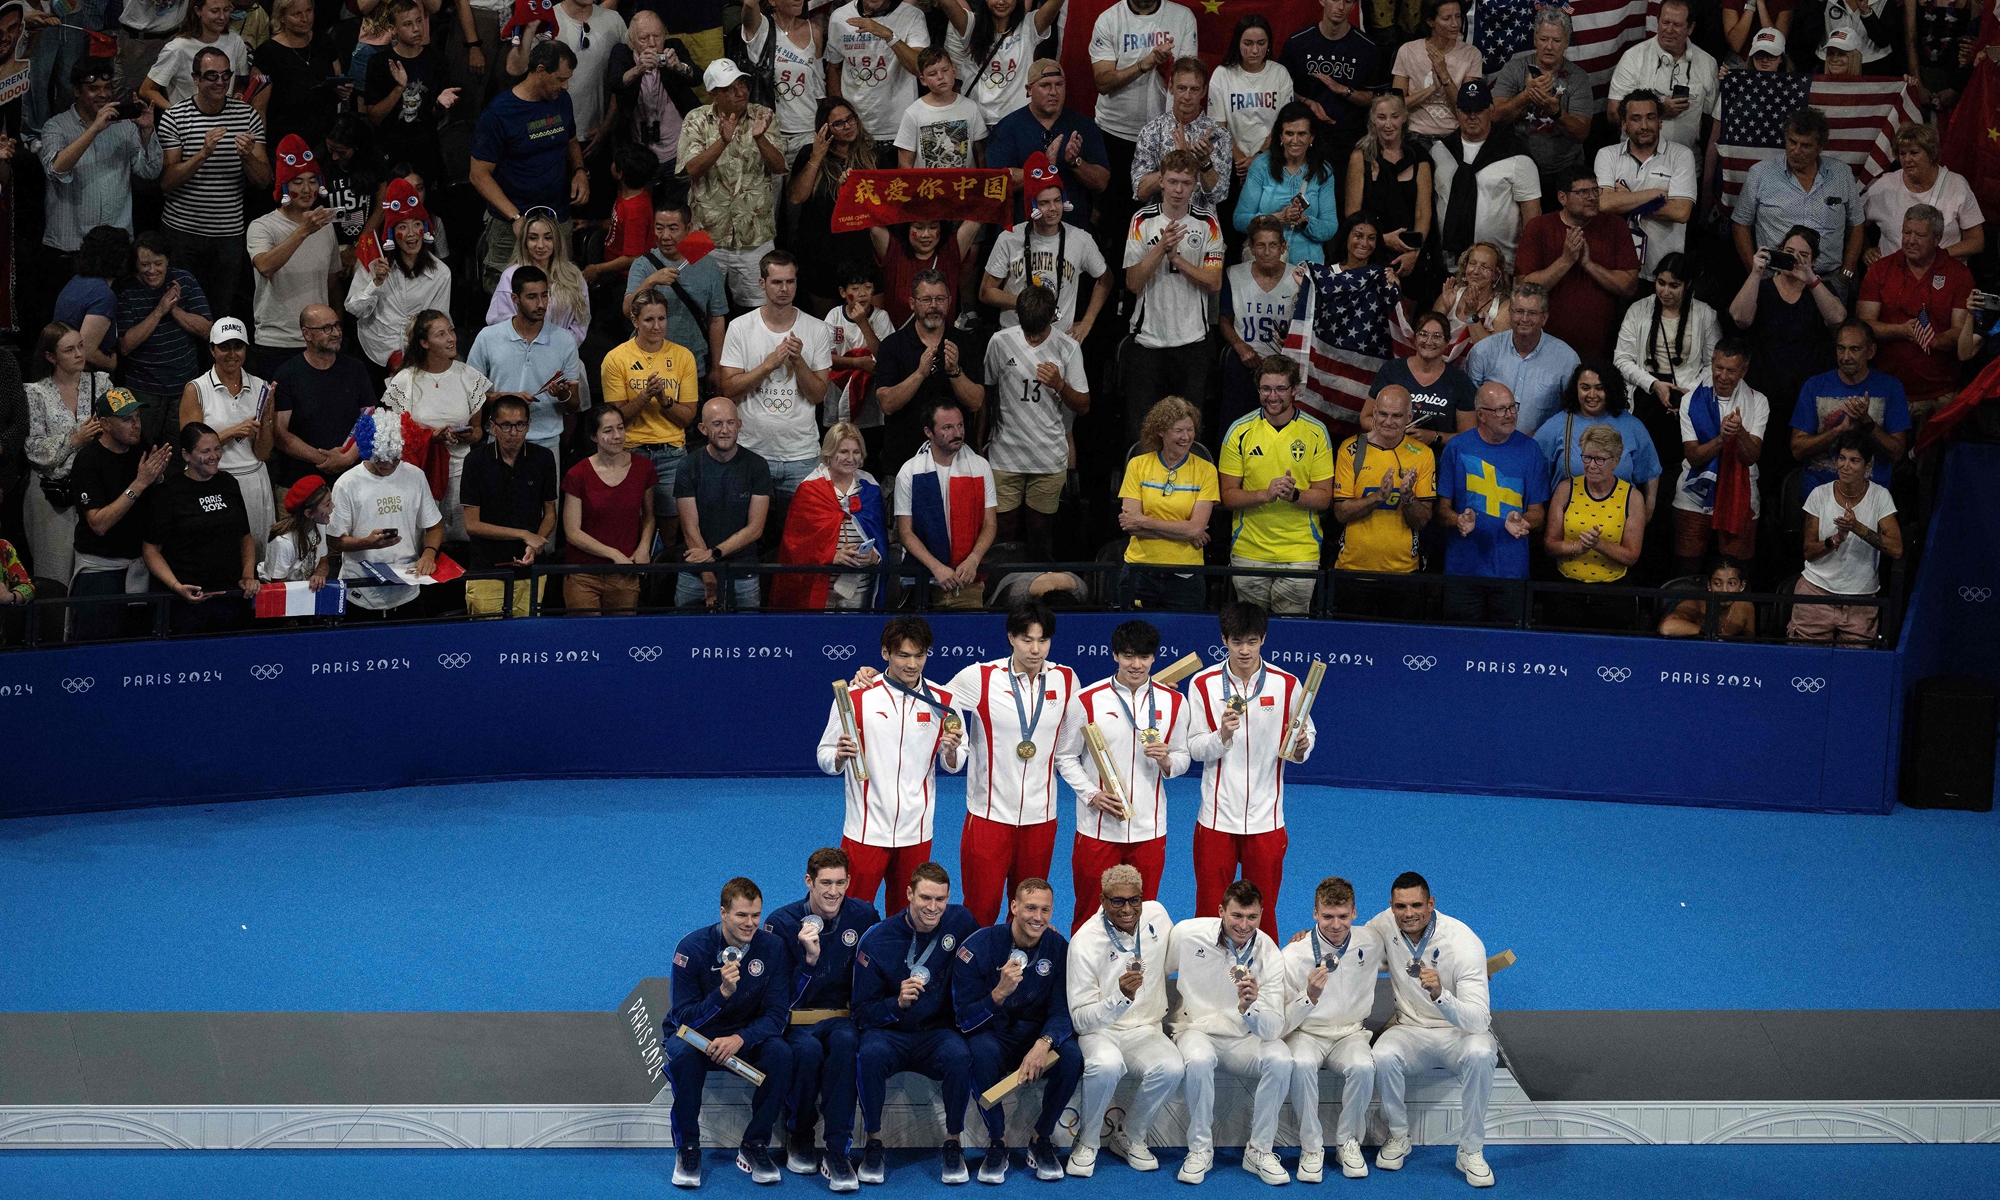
[1763,247,1796,272]
[114,99,146,120]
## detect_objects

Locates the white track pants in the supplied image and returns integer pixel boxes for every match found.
[1074,1027,1185,1150]
[1285,1028,1376,1147]
[1371,1024,1497,1151]
[1176,1029,1291,1154]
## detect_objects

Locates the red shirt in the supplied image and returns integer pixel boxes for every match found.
[561,455,659,564]
[605,192,655,261]
[877,237,963,328]
[1513,211,1642,360]
[1859,251,1972,402]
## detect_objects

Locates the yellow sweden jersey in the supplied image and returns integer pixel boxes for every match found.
[1333,434,1436,573]
[1218,411,1336,564]
[1119,451,1221,566]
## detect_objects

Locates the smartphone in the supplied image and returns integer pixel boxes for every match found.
[374,528,401,545]
[114,99,145,120]
[1671,83,1690,99]
[1402,230,1426,250]
[1764,247,1796,272]
[1970,290,2000,313]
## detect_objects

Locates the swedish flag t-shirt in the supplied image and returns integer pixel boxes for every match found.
[1436,431,1551,579]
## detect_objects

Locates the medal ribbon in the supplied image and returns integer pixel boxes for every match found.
[1220,929,1256,970]
[1102,912,1137,959]
[1225,665,1267,709]
[885,677,955,719]
[1401,917,1436,977]
[1310,926,1351,970]
[905,914,942,975]
[1111,681,1158,740]
[1009,666,1049,745]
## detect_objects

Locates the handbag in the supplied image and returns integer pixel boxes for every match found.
[38,376,98,512]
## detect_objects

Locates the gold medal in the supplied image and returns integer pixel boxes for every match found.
[1016,739,1038,760]
[1140,728,1162,745]
[944,714,963,735]
[1226,696,1249,715]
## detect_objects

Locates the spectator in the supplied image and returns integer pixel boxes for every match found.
[1465,280,1578,435]
[320,116,388,259]
[1234,101,1337,264]
[871,219,980,327]
[1432,241,1509,353]
[271,304,372,488]
[488,209,593,351]
[141,0,247,111]
[1490,8,1591,205]
[717,250,833,502]
[1219,217,1300,428]
[824,0,931,166]
[624,201,727,380]
[983,283,1089,560]
[38,57,161,287]
[1727,227,1845,450]
[1856,203,1971,422]
[1607,0,1717,152]
[1909,0,1974,112]
[1616,250,1720,412]
[541,0,627,161]
[1279,0,1382,164]
[676,396,772,610]
[608,13,699,177]
[462,395,559,617]
[1594,90,1697,288]
[1795,2,1898,73]
[982,153,1112,340]
[892,396,996,610]
[773,421,886,610]
[252,0,345,151]
[114,0,187,107]
[1515,168,1641,359]
[680,58,788,309]
[1791,319,1909,493]
[261,474,335,586]
[248,135,342,379]
[895,46,987,172]
[0,355,19,563]
[1392,0,1479,140]
[142,421,259,633]
[0,522,28,632]
[327,410,444,618]
[1721,0,1793,58]
[23,323,114,589]
[604,286,699,533]
[363,1,456,189]
[1670,339,1766,577]
[1210,15,1293,193]
[1091,0,1200,242]
[1344,92,1429,280]
[942,0,1058,128]
[1219,354,1334,615]
[467,266,586,460]
[1431,79,1540,272]
[470,40,586,291]
[1331,384,1435,618]
[1117,394,1218,611]
[1732,107,1863,299]
[1790,431,1902,643]
[52,225,128,374]
[1534,360,1662,513]
[1543,422,1645,628]
[345,180,453,378]
[179,317,274,568]
[1864,123,1984,266]
[115,233,213,448]
[1368,310,1473,449]
[1123,149,1224,441]
[1659,554,1755,638]
[382,311,490,543]
[1288,210,1405,438]
[1435,380,1549,623]
[984,60,1112,230]
[787,98,877,315]
[1132,57,1231,212]
[560,405,655,615]
[822,265,895,454]
[68,390,174,639]
[874,270,985,479]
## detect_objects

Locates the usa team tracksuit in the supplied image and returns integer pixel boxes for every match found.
[951,923,1084,1142]
[665,925,795,1150]
[765,896,881,1156]
[851,904,983,1137]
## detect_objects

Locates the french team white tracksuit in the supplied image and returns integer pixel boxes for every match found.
[1281,924,1387,1148]
[1168,917,1291,1156]
[1065,900,1184,1152]
[816,676,960,847]
[1365,909,1497,1152]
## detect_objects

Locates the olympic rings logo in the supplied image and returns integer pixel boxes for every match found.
[824,644,858,661]
[629,646,663,662]
[61,676,94,693]
[1207,644,1226,660]
[249,664,284,681]
[1402,655,1436,671]
[776,76,812,101]
[851,62,891,85]
[1792,676,1827,693]
[1960,586,1993,602]
[438,653,471,670]
[986,59,1018,88]
[1597,666,1631,683]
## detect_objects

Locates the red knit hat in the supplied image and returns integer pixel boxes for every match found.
[1023,151,1062,200]
[283,474,328,512]
[272,134,319,203]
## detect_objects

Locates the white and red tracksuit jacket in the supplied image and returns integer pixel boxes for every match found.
[1055,676,1191,844]
[947,659,1080,826]
[1185,662,1315,835]
[817,676,962,847]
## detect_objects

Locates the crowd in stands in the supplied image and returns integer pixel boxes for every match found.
[0,0,1982,647]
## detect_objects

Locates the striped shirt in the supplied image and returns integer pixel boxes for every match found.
[158,98,265,236]
[981,325,1086,477]
[116,269,211,396]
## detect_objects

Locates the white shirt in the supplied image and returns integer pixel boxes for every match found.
[122,0,189,36]
[192,369,270,476]
[382,361,494,464]
[748,18,827,144]
[1673,372,1769,516]
[260,528,323,582]
[892,444,998,520]
[1607,36,1719,150]
[1185,662,1313,835]
[1225,261,1300,358]
[948,658,1081,826]
[1068,900,1175,1034]
[1088,0,1200,141]
[246,208,343,350]
[1055,676,1191,844]
[326,461,441,610]
[893,93,987,168]
[1821,0,1895,63]
[148,34,249,107]
[1802,480,1896,594]
[1614,295,1721,398]
[947,17,1034,127]
[822,303,895,427]
[824,0,932,142]
[553,4,627,140]
[1430,137,1540,268]
[1595,138,1699,280]
[345,257,454,367]
[987,222,1108,335]
[816,674,962,847]
[1365,908,1491,1034]
[1168,917,1285,1040]
[1123,202,1226,349]
[1281,923,1387,1040]
[982,326,1087,476]
[1205,62,1293,158]
[1863,166,1985,258]
[720,308,834,465]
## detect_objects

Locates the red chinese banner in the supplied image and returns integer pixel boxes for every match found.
[829,170,1015,233]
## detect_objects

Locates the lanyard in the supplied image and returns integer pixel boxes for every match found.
[1402,918,1437,978]
[1103,912,1138,958]
[1009,666,1048,742]
[885,676,954,719]
[1221,930,1256,971]
[1225,666,1266,708]
[905,915,942,974]
[1310,927,1351,970]
[1110,681,1158,739]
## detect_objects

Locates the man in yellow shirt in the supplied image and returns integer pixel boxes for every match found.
[1218,356,1335,615]
[604,287,701,552]
[1331,386,1436,619]
[1117,395,1221,610]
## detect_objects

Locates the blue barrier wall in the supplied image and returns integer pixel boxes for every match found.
[1901,444,2000,693]
[2,611,1897,818]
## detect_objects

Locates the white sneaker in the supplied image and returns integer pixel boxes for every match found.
[1336,1140,1367,1180]
[1106,1128,1159,1172]
[1177,1149,1212,1184]
[1242,1147,1290,1186]
[1457,1149,1494,1188]
[1295,1147,1323,1184]
[1066,1145,1098,1178]
[1374,1136,1411,1172]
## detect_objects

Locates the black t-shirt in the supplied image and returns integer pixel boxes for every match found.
[144,471,251,591]
[365,43,448,168]
[1371,357,1476,433]
[460,441,559,568]
[1279,24,1386,151]
[274,352,379,486]
[874,325,980,480]
[70,441,145,560]
[673,445,773,564]
[253,33,343,150]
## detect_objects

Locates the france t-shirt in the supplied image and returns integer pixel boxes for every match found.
[1437,430,1550,579]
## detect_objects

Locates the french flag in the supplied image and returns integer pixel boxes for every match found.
[254,581,346,618]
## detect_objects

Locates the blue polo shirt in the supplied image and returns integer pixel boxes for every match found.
[466,318,584,448]
[1438,430,1551,579]
[984,106,1108,229]
[1465,330,1581,437]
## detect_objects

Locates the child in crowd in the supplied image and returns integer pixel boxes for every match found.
[1658,555,1756,639]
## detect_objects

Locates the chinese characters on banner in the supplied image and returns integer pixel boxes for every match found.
[829,170,1015,232]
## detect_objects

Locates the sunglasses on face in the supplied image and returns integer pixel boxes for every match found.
[196,70,231,82]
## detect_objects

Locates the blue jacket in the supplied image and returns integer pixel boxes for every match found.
[764,896,882,1012]
[1233,154,1341,264]
[952,924,1075,1046]
[668,924,793,1048]
[852,905,982,1034]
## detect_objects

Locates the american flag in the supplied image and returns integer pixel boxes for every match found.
[1281,264,1403,435]
[1914,307,1935,353]
[1717,72,1923,209]
[1470,0,1654,106]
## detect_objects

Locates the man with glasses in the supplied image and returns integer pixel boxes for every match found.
[1219,355,1333,616]
[460,395,559,617]
[1064,864,1181,1178]
[38,57,161,331]
[1514,167,1640,359]
[675,396,772,610]
[271,305,373,489]
[158,45,271,320]
[874,271,985,480]
[1464,280,1578,435]
[1436,380,1549,623]
[1331,386,1435,619]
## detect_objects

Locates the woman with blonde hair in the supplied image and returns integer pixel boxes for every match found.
[140,0,246,110]
[1433,241,1509,352]
[487,209,592,350]
[1116,396,1219,612]
[1347,91,1431,283]
[1861,121,1985,264]
[1544,421,1645,630]
[773,421,886,611]
[262,473,336,587]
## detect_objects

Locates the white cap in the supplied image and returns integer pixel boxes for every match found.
[703,57,746,93]
[1750,27,1786,57]
[1823,27,1861,53]
[210,316,250,346]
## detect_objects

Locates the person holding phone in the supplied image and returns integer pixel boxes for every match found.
[179,317,276,570]
[327,409,444,618]
[38,58,162,314]
[142,421,259,634]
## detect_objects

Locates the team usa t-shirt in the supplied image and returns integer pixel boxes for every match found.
[748,18,826,146]
[946,17,1034,127]
[823,0,931,142]
[1223,261,1300,359]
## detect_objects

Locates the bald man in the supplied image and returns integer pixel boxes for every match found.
[1435,381,1550,623]
[1332,385,1436,618]
[272,303,375,487]
[676,396,774,610]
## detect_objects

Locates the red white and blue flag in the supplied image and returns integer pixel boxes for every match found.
[1281,263,1404,438]
[254,581,346,618]
[1716,72,1921,210]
